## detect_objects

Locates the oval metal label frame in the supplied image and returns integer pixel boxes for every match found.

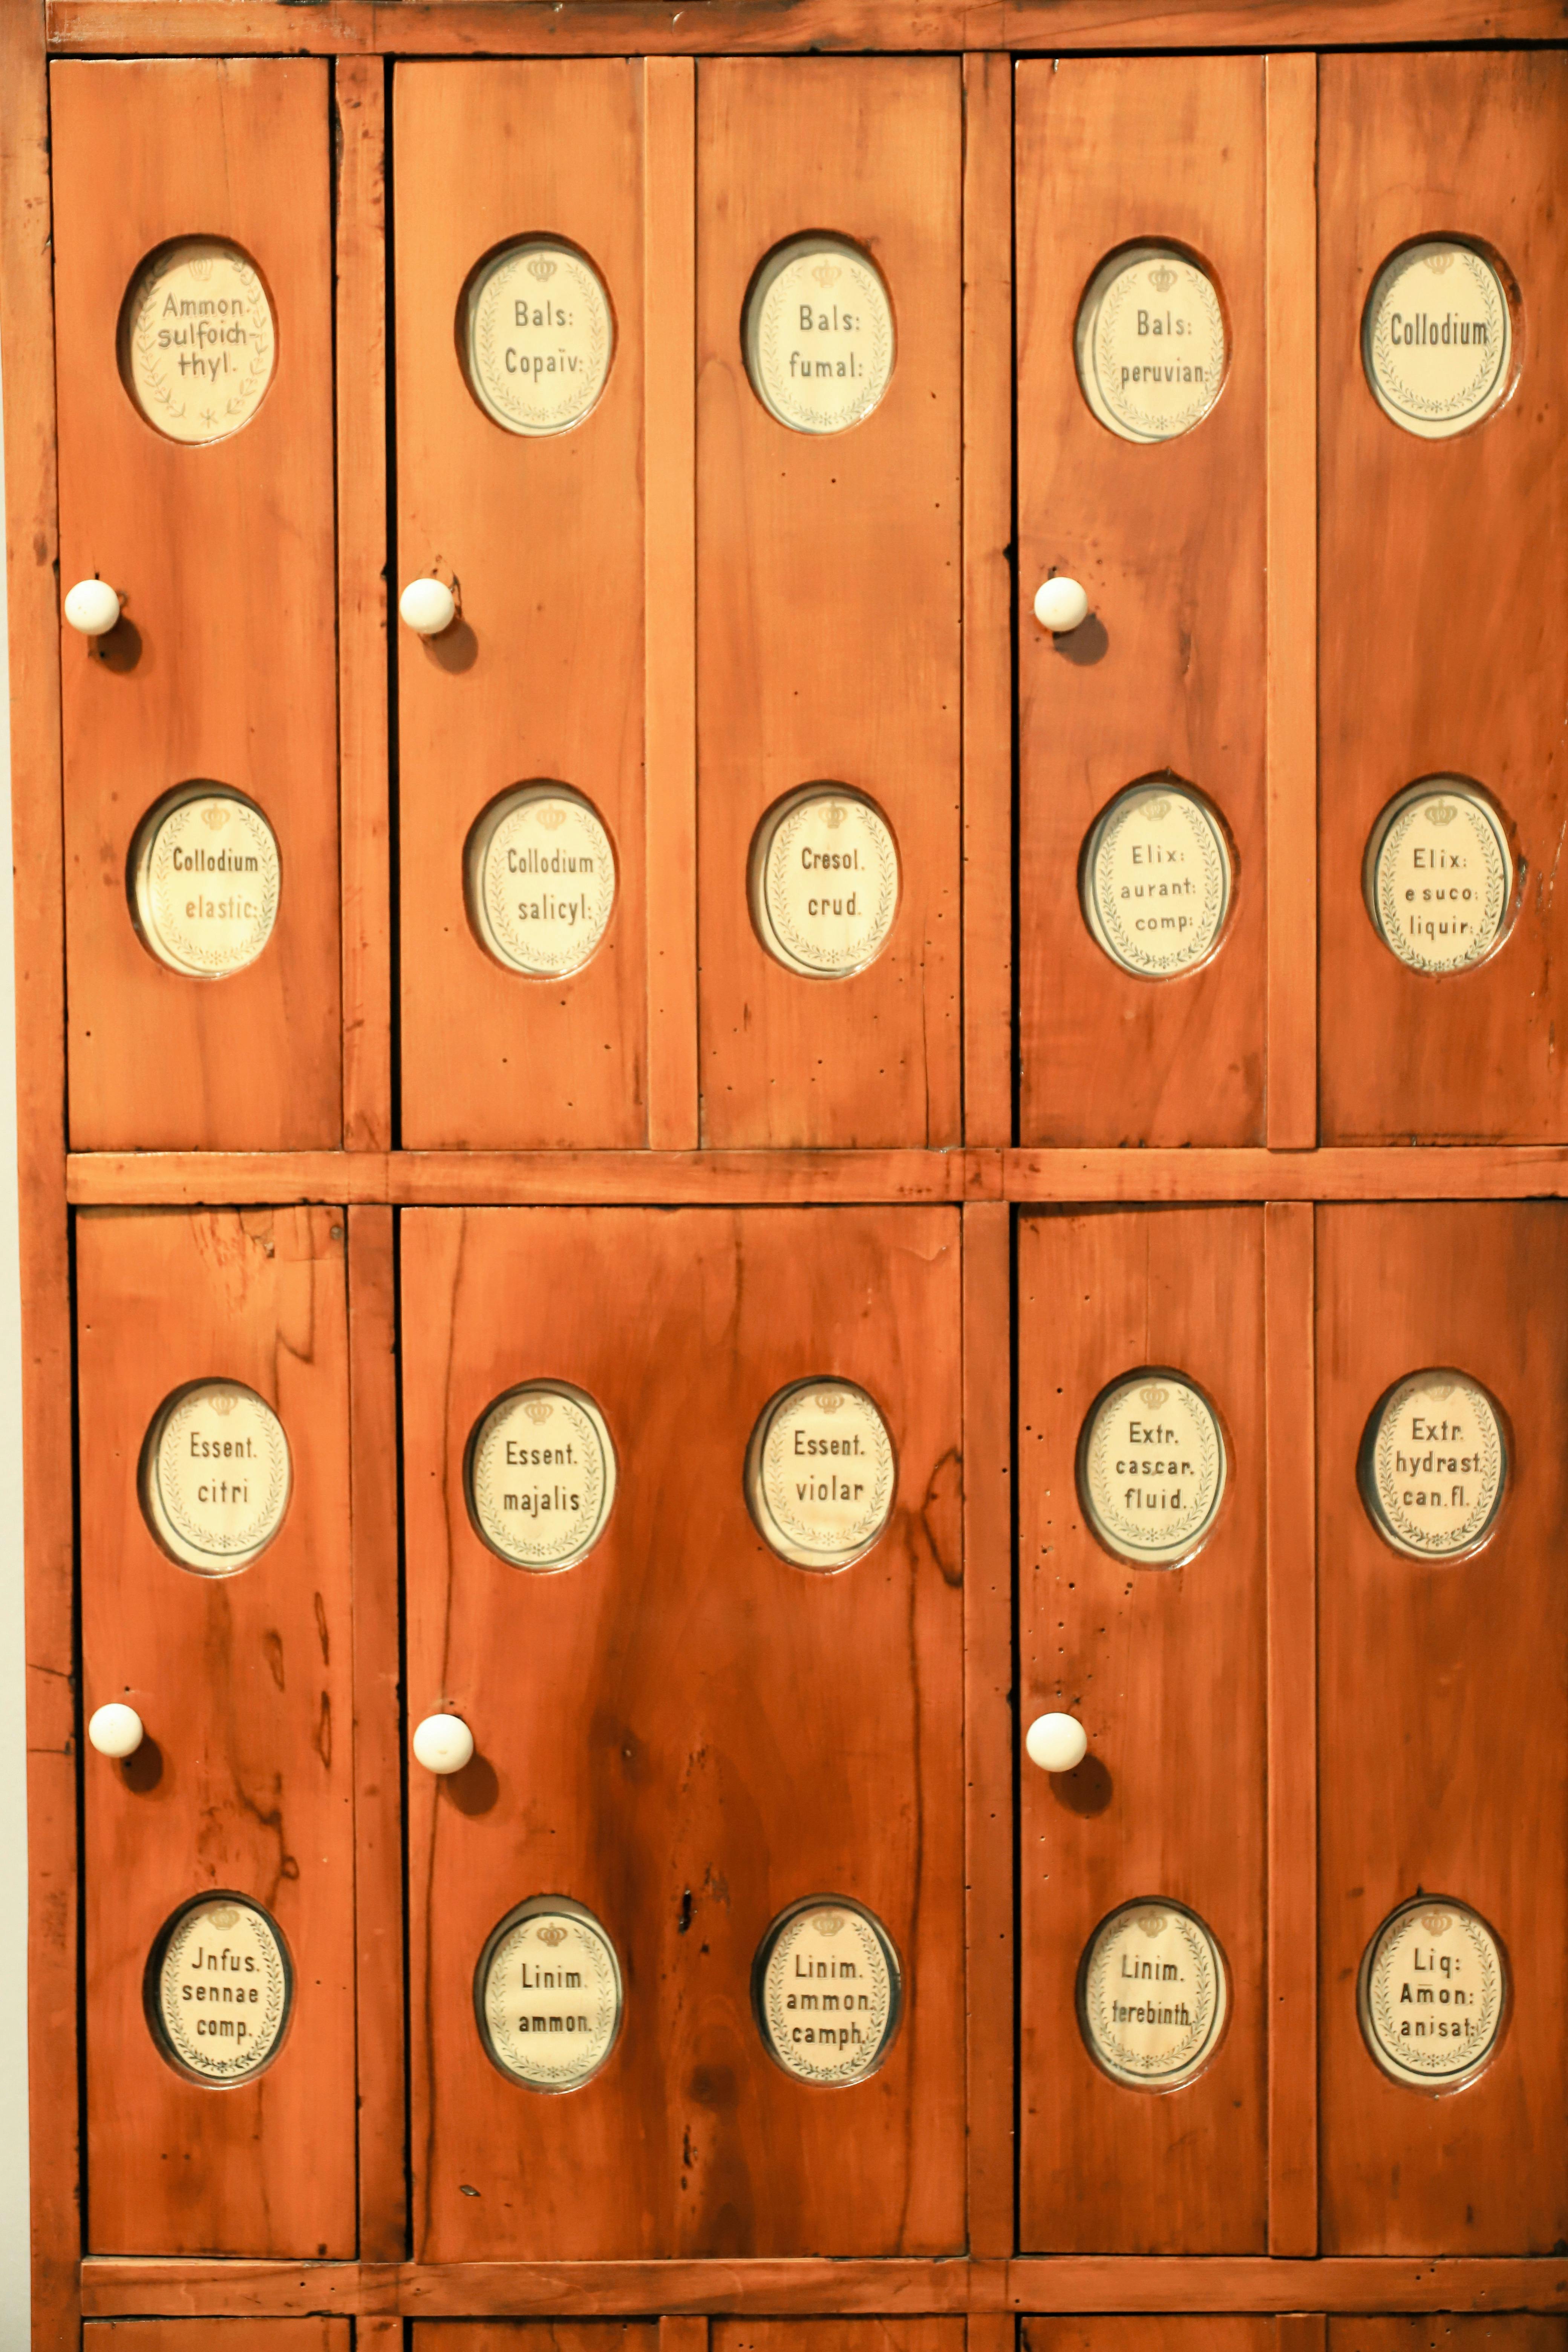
[144,1890,294,2085]
[743,233,896,435]
[752,1894,903,2087]
[460,237,616,437]
[1357,1366,1508,1562]
[1362,778,1516,977]
[128,782,282,981]
[744,1376,897,1571]
[1080,778,1234,980]
[1357,1893,1509,2092]
[1074,240,1229,445]
[139,1377,292,1576]
[464,1379,618,1573]
[464,781,619,978]
[1076,1897,1230,2092]
[748,784,902,981]
[118,237,277,446]
[1077,1366,1228,1569]
[473,1894,625,2092]
[1362,237,1517,440]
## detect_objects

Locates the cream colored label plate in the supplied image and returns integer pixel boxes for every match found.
[1364,242,1512,439]
[746,1379,896,1570]
[467,786,617,976]
[1080,1370,1226,1566]
[1078,1900,1228,2089]
[1360,1897,1506,2088]
[467,1383,616,1571]
[751,788,900,978]
[142,1380,291,1574]
[131,787,280,979]
[1360,1369,1506,1559]
[477,1900,623,2090]
[745,236,894,434]
[755,1900,900,2085]
[464,240,614,436]
[120,240,276,444]
[152,1896,291,2081]
[1076,245,1226,443]
[1366,783,1511,974]
[1083,783,1231,977]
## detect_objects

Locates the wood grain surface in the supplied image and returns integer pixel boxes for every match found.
[1025,2326,1278,2352]
[1318,54,1568,1142]
[1317,1204,1568,2251]
[395,61,649,1147]
[1018,1208,1268,2250]
[77,1209,356,2256]
[86,2326,349,2350]
[1330,2327,1568,2352]
[1016,58,1267,1147]
[403,1206,963,2260]
[51,60,342,1150]
[417,2329,660,2352]
[716,2328,964,2352]
[695,60,962,1147]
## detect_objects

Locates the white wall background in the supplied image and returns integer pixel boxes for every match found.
[0,319,38,2336]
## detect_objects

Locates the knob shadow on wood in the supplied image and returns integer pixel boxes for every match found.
[442,1749,499,1815]
[95,616,143,674]
[1050,1751,1113,1816]
[423,617,478,674]
[1051,611,1109,667]
[121,1734,164,1794]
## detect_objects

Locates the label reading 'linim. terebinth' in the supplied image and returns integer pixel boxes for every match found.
[1078,1900,1228,2090]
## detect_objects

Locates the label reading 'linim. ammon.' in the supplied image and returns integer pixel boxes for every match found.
[1360,1369,1507,1560]
[149,1895,292,2082]
[1364,240,1513,439]
[1078,1900,1228,2089]
[464,240,614,435]
[141,1380,291,1574]
[467,1382,617,1571]
[1080,1370,1227,1567]
[745,236,895,434]
[476,1898,623,2090]
[120,239,276,444]
[755,1899,901,2085]
[1360,1896,1507,2089]
[1076,245,1227,444]
[746,1379,896,1570]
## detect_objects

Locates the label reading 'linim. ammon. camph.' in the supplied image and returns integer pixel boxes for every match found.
[754,1899,901,2086]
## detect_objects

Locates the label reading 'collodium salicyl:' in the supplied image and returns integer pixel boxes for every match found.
[1363,241,1513,439]
[467,787,617,976]
[151,1896,292,2082]
[1360,1369,1506,1559]
[755,1900,900,2085]
[1366,783,1512,974]
[1082,783,1232,977]
[467,1383,617,1571]
[1075,245,1227,444]
[1080,1371,1226,1566]
[476,1900,623,2090]
[746,1380,896,1569]
[142,1380,291,1574]
[1360,1897,1506,2088]
[745,237,895,434]
[120,239,276,444]
[1078,1901,1228,2089]
[464,240,614,435]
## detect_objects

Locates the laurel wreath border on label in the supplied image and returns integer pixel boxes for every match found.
[1085,1376,1223,1557]
[1368,246,1508,426]
[482,1911,622,2089]
[156,1384,290,1559]
[1371,1374,1504,1554]
[1082,1903,1222,2083]
[158,1898,289,2082]
[1093,257,1225,443]
[762,1904,894,2086]
[1375,794,1507,975]
[754,247,893,435]
[1365,1902,1503,2082]
[764,797,899,975]
[470,244,612,435]
[1091,790,1227,977]
[483,797,617,975]
[470,1387,610,1569]
[146,796,281,977]
[127,243,274,441]
[761,1384,896,1556]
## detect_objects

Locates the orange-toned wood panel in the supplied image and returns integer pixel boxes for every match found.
[395,61,648,1148]
[1318,1203,1568,2251]
[695,60,962,1147]
[416,2334,659,2352]
[1018,1208,1268,2250]
[86,2328,348,2350]
[1318,54,1568,1142]
[403,1205,964,2259]
[77,1208,355,2256]
[1015,58,1267,1147]
[1025,2325,1280,2352]
[51,61,341,1150]
[718,2328,965,2352]
[1330,2326,1568,2352]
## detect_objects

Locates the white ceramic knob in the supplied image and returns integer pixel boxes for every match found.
[399,577,456,637]
[413,1712,474,1775]
[1026,1710,1088,1774]
[88,1702,144,1759]
[64,579,122,637]
[1033,576,1090,634]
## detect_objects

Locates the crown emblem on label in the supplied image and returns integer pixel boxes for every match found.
[536,804,568,830]
[523,1397,554,1424]
[814,1911,845,1936]
[1426,801,1458,825]
[811,262,842,288]
[1139,1384,1169,1410]
[1419,1909,1453,1937]
[536,1922,568,1946]
[824,803,848,830]
[1425,1382,1455,1401]
[814,1390,845,1413]
[1426,251,1455,274]
[202,803,229,831]
[188,256,214,282]
[1136,1909,1170,1938]
[1145,798,1171,822]
[1147,263,1177,294]
[209,1390,238,1415]
[208,1905,239,1930]
[527,256,559,282]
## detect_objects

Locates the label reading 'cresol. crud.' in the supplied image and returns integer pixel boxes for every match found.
[751,787,900,978]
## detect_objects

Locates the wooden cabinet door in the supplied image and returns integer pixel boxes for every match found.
[402,1205,963,2260]
[85,2330,348,2352]
[51,61,342,1151]
[77,1210,356,2257]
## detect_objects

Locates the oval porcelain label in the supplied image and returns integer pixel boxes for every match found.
[1364,241,1513,438]
[466,1382,617,1571]
[466,786,617,977]
[131,787,281,980]
[1082,782,1232,978]
[754,1899,901,2085]
[1080,1370,1227,1567]
[745,236,895,434]
[120,239,276,444]
[1076,245,1227,443]
[746,1379,896,1570]
[1360,1369,1507,1560]
[464,239,614,435]
[1359,1896,1507,2089]
[1365,782,1512,975]
[1078,1900,1228,2089]
[149,1895,292,2081]
[751,787,900,979]
[476,1898,623,2090]
[141,1380,291,1574]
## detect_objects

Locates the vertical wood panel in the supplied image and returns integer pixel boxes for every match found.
[1015,58,1267,1147]
[78,1209,357,2256]
[1318,1204,1568,2250]
[1266,1201,1318,2253]
[349,1204,406,2260]
[643,57,699,1151]
[962,1201,1014,2252]
[336,57,393,1153]
[404,1206,964,2260]
[395,61,648,1148]
[51,60,342,1150]
[695,59,963,1148]
[961,53,1014,1147]
[1317,54,1568,1142]
[1018,1207,1268,2251]
[1265,56,1319,1150]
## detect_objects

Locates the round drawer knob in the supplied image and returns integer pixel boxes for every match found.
[413,1712,474,1775]
[1033,576,1090,634]
[63,579,122,637]
[87,1702,144,1759]
[1025,1710,1088,1774]
[399,577,457,637]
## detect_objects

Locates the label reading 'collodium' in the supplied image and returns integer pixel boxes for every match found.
[1363,241,1513,438]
